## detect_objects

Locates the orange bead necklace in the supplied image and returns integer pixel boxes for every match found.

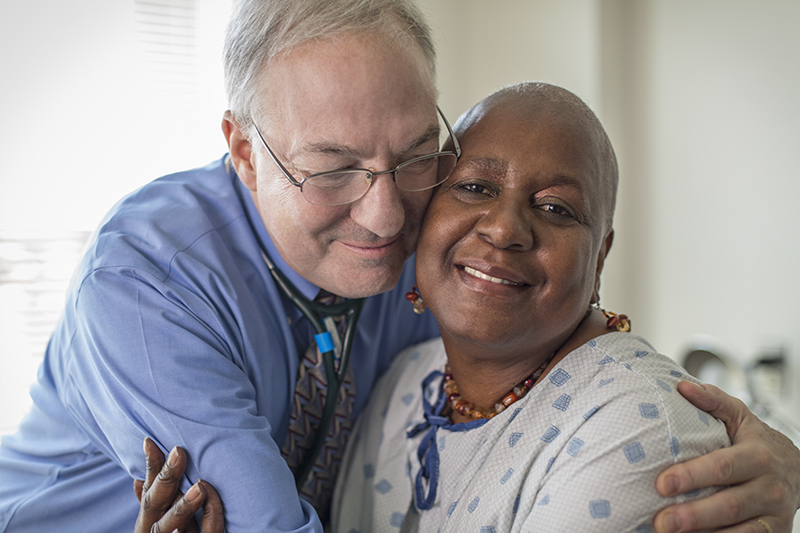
[443,309,631,421]
[442,351,557,421]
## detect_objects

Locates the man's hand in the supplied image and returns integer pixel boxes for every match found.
[133,438,224,533]
[654,382,800,533]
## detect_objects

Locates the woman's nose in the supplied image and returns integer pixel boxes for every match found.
[475,197,534,251]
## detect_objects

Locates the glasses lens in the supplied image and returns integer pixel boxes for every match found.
[302,170,371,206]
[396,153,458,192]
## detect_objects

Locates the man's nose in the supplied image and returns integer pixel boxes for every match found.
[348,172,405,238]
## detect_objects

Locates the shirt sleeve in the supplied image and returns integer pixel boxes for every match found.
[520,370,730,533]
[64,267,323,533]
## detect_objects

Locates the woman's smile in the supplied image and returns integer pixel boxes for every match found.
[459,264,528,287]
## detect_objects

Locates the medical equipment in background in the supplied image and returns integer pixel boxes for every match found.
[682,334,800,446]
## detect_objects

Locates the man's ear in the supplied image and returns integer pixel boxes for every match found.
[591,229,614,305]
[222,110,257,192]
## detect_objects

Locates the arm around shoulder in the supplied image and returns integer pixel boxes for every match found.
[522,357,730,532]
[70,269,323,532]
[654,381,800,533]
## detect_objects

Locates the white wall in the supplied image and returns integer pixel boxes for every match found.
[655,1,800,425]
[0,0,230,233]
[609,0,800,425]
[421,0,600,121]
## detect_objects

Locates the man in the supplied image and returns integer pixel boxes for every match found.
[0,1,798,532]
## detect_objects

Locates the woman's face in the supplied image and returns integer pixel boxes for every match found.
[416,101,613,358]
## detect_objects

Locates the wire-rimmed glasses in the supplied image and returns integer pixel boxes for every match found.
[252,106,461,206]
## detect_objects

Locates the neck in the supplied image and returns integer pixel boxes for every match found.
[442,309,611,423]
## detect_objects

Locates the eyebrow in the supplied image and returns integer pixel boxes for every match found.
[458,157,586,190]
[457,157,508,178]
[546,174,585,191]
[302,123,441,159]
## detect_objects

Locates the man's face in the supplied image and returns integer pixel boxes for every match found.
[235,32,438,298]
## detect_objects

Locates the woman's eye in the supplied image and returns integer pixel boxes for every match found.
[442,179,497,203]
[462,183,488,194]
[537,202,576,220]
[454,181,494,196]
[542,204,568,215]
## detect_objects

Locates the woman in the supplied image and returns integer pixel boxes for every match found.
[135,83,799,533]
[329,82,728,532]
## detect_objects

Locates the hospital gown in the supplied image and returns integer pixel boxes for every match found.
[331,332,730,533]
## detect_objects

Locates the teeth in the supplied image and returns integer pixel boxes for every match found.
[463,266,521,286]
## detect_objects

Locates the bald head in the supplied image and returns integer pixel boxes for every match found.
[454,82,619,233]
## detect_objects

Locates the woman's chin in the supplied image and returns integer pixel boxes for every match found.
[436,317,541,356]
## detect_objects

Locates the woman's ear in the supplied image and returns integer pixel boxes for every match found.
[222,111,257,191]
[591,229,614,304]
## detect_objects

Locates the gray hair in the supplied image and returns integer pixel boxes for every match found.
[223,0,436,124]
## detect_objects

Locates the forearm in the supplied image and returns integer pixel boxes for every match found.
[72,271,323,532]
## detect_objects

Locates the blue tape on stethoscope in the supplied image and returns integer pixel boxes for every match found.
[314,331,335,354]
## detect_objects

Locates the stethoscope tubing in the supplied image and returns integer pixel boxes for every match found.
[267,259,365,488]
[232,164,365,489]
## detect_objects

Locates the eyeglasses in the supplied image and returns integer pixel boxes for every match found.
[251,106,461,206]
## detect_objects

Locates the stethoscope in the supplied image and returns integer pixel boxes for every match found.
[229,157,366,489]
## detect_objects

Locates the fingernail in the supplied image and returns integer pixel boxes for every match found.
[662,474,680,495]
[167,446,179,467]
[186,481,202,503]
[143,437,149,455]
[661,511,682,533]
[692,381,706,390]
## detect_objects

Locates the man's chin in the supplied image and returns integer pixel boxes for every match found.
[328,263,407,299]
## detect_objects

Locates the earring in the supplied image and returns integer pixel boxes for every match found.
[405,284,426,314]
[590,301,631,332]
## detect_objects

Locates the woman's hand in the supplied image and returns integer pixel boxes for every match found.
[654,382,800,533]
[133,438,224,533]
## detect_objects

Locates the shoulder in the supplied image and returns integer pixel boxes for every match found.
[76,157,258,285]
[62,157,284,350]
[521,332,731,474]
[563,332,694,391]
[514,334,729,531]
[380,337,446,394]
[576,333,701,404]
[555,333,717,424]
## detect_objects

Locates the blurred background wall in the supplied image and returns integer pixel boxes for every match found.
[1,0,798,442]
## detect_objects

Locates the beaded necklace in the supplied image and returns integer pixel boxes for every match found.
[443,309,631,421]
[442,350,557,421]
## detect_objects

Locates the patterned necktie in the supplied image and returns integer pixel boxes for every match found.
[281,292,356,524]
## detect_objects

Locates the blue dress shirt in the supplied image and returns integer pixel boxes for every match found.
[0,156,440,532]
